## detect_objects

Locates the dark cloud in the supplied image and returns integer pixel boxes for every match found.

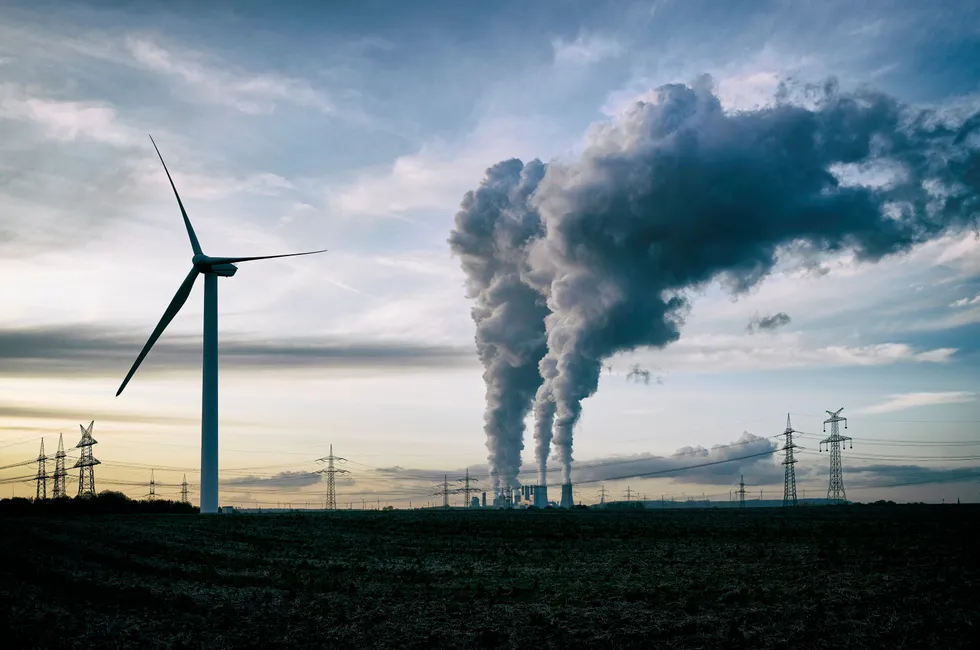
[747,312,792,333]
[448,159,550,491]
[0,403,197,426]
[571,432,791,486]
[458,74,980,484]
[224,471,322,489]
[0,325,475,377]
[850,464,980,487]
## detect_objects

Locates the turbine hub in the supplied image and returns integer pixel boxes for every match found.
[192,254,238,276]
[212,263,238,277]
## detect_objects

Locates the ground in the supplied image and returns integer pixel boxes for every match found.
[0,505,977,649]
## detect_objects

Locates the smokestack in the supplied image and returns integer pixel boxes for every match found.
[481,491,486,508]
[560,483,573,509]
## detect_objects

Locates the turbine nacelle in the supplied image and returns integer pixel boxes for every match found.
[192,255,239,276]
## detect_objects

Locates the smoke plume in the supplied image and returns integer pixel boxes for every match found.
[448,159,550,491]
[455,74,980,485]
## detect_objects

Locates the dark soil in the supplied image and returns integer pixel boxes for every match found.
[1,505,977,649]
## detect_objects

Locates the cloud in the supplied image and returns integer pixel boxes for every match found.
[124,36,334,115]
[854,391,976,415]
[224,471,323,489]
[950,292,980,308]
[643,333,958,373]
[0,82,142,147]
[552,34,624,65]
[850,464,980,487]
[323,115,562,220]
[0,403,196,426]
[746,312,792,333]
[0,325,476,377]
[570,432,788,486]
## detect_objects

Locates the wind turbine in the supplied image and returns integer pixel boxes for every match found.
[116,135,327,514]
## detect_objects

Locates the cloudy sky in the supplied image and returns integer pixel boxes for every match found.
[1,0,978,506]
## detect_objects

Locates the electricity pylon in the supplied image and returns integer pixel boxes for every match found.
[148,469,156,500]
[455,469,479,507]
[315,445,350,510]
[35,439,47,500]
[180,474,189,503]
[598,484,608,505]
[737,474,746,508]
[820,408,852,504]
[73,421,100,497]
[780,414,800,506]
[433,475,452,508]
[52,434,67,498]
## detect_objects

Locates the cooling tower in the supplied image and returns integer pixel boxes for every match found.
[471,496,480,508]
[560,483,573,508]
[533,485,548,508]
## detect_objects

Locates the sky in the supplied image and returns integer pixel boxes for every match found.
[1,0,978,507]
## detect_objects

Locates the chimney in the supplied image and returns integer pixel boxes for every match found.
[560,483,573,509]
[481,491,486,508]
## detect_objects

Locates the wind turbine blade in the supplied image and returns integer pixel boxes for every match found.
[206,249,328,265]
[148,135,203,256]
[116,267,200,397]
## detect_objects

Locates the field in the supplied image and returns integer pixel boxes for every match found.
[1,506,977,649]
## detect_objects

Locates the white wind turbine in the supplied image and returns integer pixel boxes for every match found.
[116,135,327,514]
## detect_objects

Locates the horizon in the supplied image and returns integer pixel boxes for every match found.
[1,0,979,507]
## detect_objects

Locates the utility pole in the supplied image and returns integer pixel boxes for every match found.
[149,469,156,500]
[433,475,451,509]
[73,421,100,498]
[455,469,480,507]
[598,484,608,505]
[180,474,189,503]
[35,439,47,500]
[820,408,852,504]
[52,434,67,499]
[315,444,351,510]
[738,475,746,509]
[780,413,800,506]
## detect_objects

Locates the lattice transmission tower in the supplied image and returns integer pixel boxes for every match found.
[315,445,350,510]
[433,475,452,508]
[35,438,48,500]
[148,470,156,500]
[52,433,68,498]
[780,414,800,506]
[180,474,189,503]
[455,469,479,507]
[820,408,852,504]
[598,484,608,505]
[737,474,746,508]
[73,420,100,497]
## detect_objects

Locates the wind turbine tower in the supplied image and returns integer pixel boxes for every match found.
[115,136,327,514]
[73,421,99,497]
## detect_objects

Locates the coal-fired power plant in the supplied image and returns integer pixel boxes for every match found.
[450,76,980,494]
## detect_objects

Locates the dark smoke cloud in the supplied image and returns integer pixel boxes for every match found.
[747,312,792,333]
[448,159,551,491]
[462,74,978,483]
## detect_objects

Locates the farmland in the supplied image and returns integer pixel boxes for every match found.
[1,505,977,649]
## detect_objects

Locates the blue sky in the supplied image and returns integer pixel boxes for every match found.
[1,0,978,506]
